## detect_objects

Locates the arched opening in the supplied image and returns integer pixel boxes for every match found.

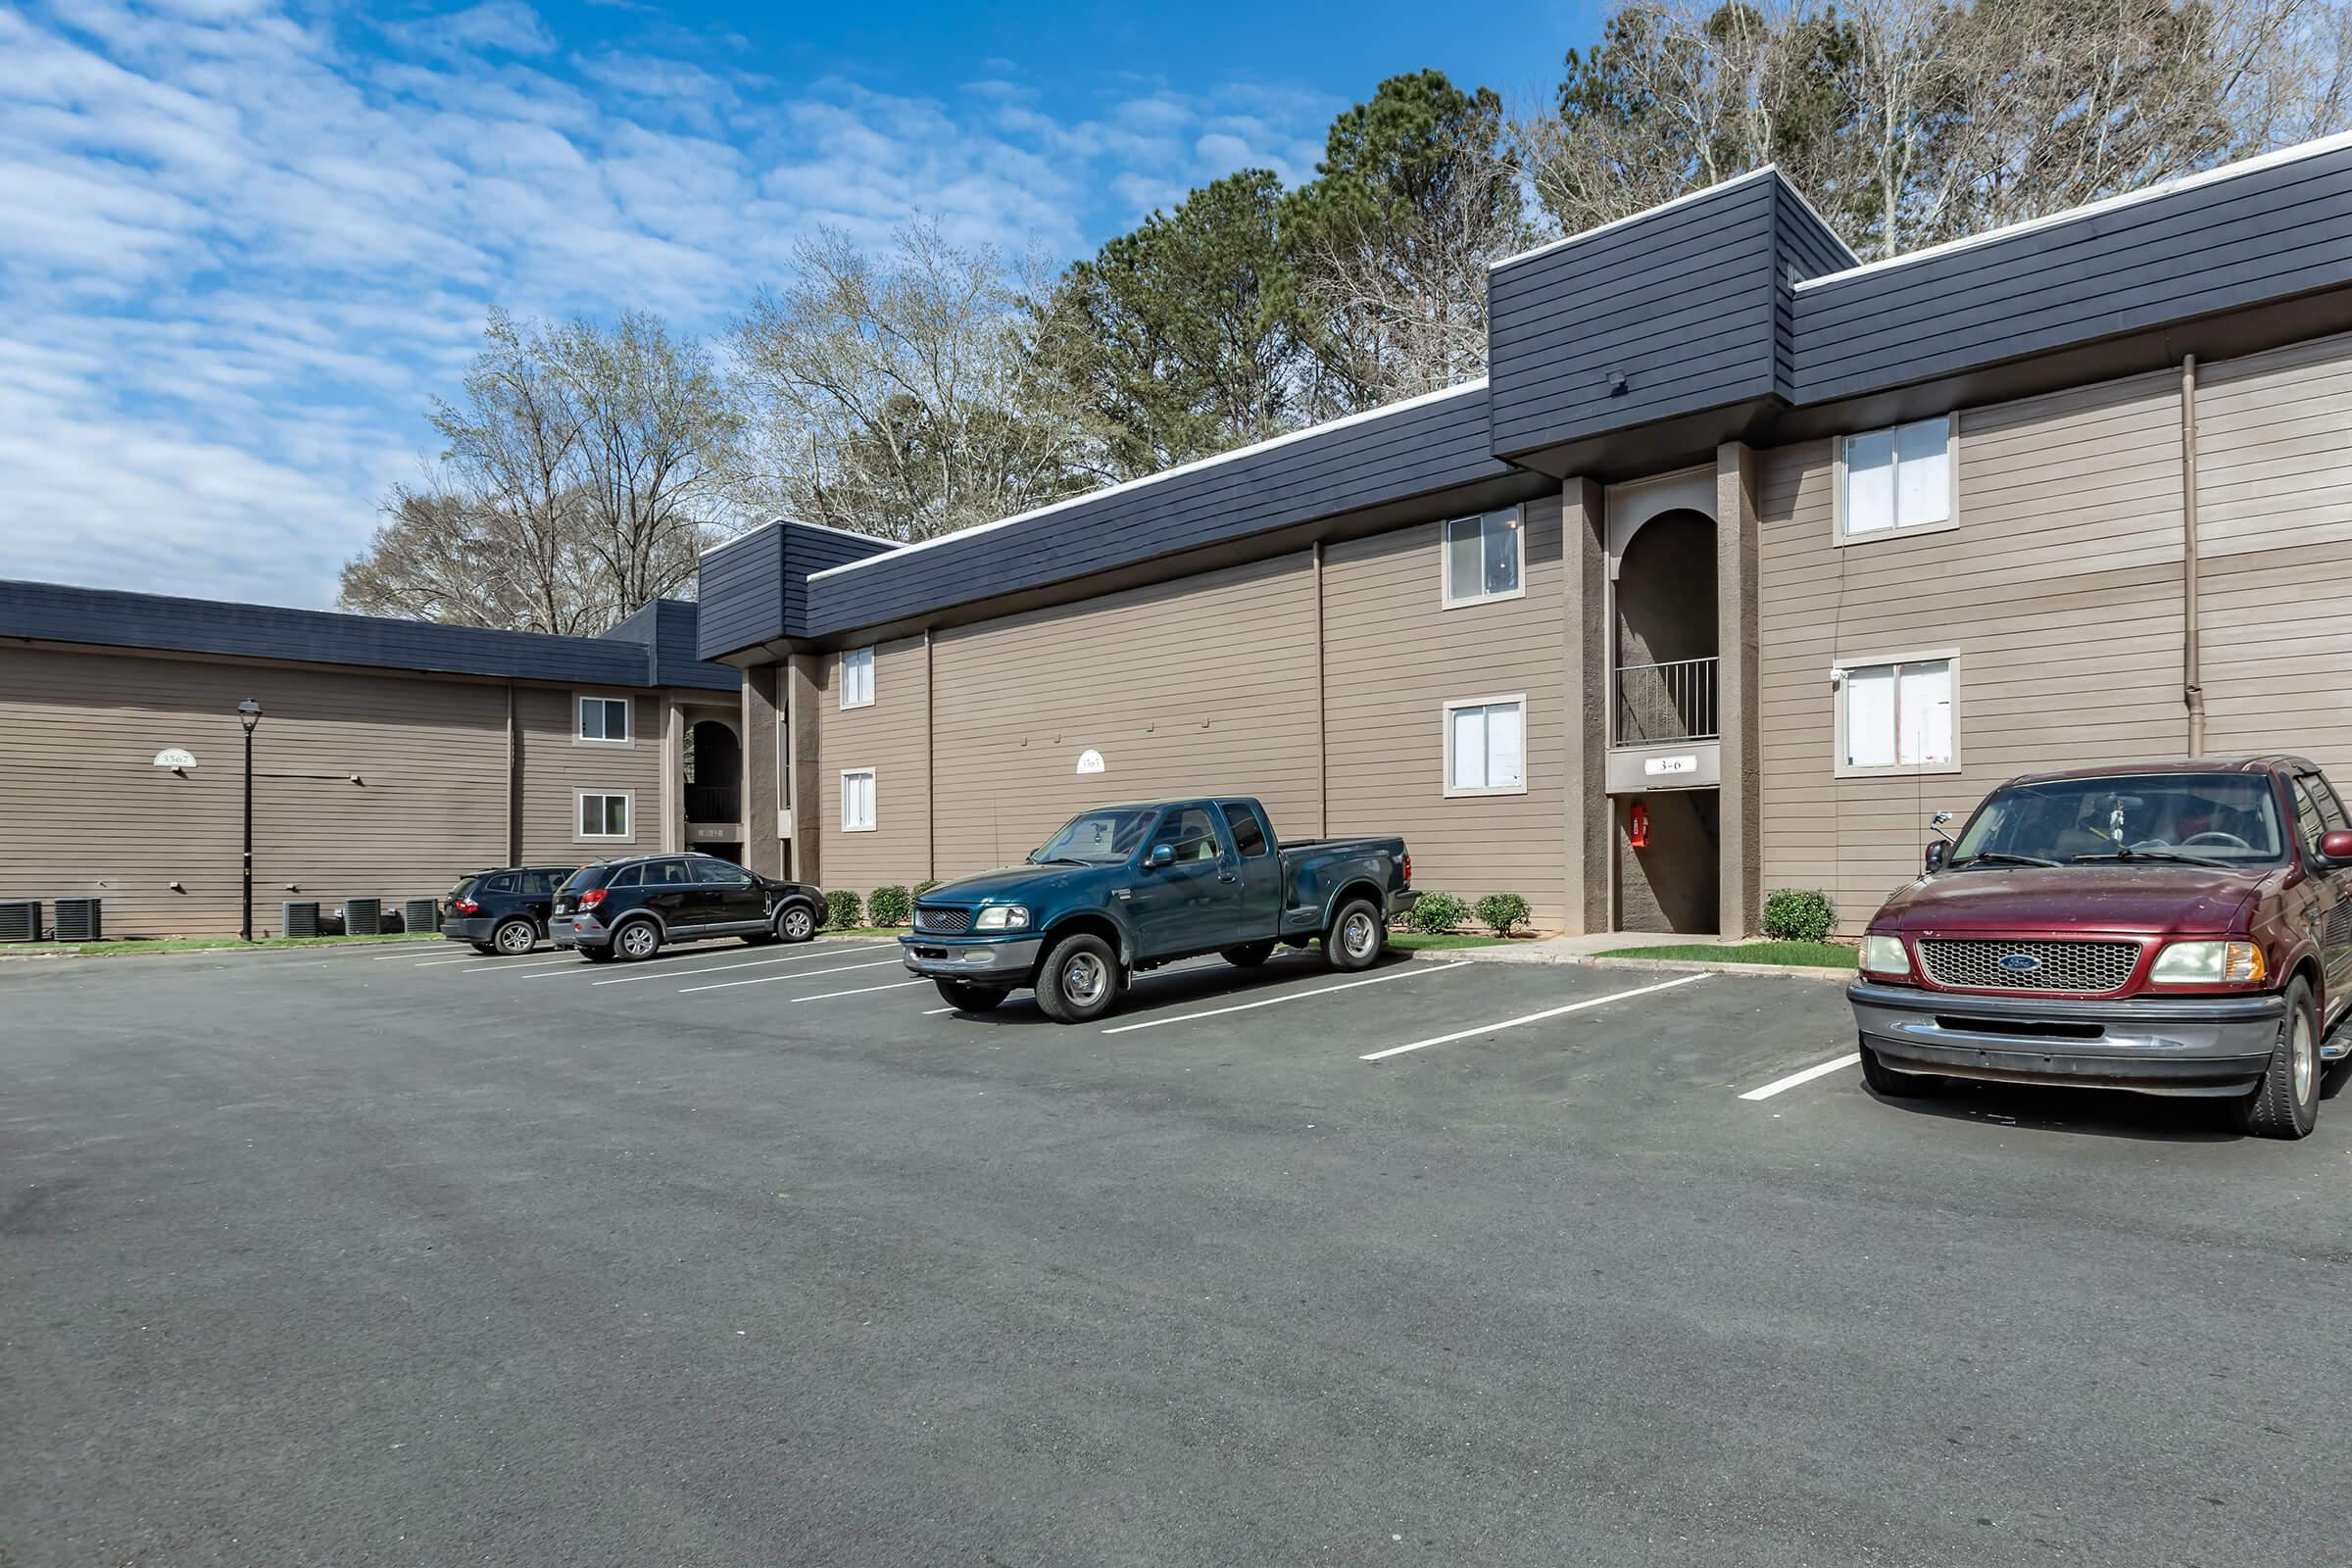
[1611,506,1720,936]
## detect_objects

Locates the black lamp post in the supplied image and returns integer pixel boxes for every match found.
[238,699,263,941]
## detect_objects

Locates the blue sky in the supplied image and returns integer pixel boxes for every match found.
[0,0,1600,610]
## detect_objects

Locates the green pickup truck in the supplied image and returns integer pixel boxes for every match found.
[900,797,1418,1022]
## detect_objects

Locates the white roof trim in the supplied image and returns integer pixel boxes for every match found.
[1489,166,1782,271]
[804,376,1492,582]
[1796,128,2352,291]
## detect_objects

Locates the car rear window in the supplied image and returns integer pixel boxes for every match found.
[563,864,616,893]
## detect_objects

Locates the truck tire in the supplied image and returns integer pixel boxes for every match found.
[2239,978,2320,1139]
[934,979,1007,1011]
[1220,941,1275,968]
[1035,932,1122,1024]
[1323,898,1385,972]
[612,917,662,964]
[1859,1042,1942,1098]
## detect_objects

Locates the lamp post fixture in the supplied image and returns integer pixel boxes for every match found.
[238,699,263,941]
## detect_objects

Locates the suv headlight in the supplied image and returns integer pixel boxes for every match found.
[974,906,1030,931]
[2149,939,2265,985]
[1858,934,1910,977]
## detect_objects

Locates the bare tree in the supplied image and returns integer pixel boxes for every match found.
[727,220,1098,542]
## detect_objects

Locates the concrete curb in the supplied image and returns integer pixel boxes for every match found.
[0,931,894,966]
[1405,947,1853,983]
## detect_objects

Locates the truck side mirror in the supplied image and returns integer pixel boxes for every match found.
[1923,840,1948,873]
[2320,829,2352,863]
[1147,844,1176,869]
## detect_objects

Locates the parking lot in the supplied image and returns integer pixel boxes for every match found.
[6,936,2347,1567]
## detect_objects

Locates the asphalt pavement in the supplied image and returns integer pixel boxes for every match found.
[4,937,2346,1566]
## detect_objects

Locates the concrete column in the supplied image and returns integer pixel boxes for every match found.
[744,664,785,879]
[659,697,685,854]
[784,653,824,887]
[1715,441,1763,940]
[1561,476,1610,934]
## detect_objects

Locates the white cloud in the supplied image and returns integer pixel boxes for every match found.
[0,0,1339,607]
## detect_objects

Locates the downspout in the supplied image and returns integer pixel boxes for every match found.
[1312,543,1328,838]
[2180,355,2205,757]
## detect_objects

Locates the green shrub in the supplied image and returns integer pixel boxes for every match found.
[1408,891,1469,934]
[911,880,940,901]
[1762,888,1837,943]
[866,885,912,927]
[822,889,864,930]
[1473,892,1531,937]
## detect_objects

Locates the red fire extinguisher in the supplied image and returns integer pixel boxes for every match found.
[1630,802,1650,848]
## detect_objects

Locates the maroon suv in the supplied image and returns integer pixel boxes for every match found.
[1848,757,2352,1139]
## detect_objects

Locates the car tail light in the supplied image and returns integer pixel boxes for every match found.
[450,898,478,914]
[578,888,607,909]
[1402,855,1413,885]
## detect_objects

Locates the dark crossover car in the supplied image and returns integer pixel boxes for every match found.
[1849,756,2352,1139]
[550,854,826,962]
[901,796,1415,1022]
[442,864,581,955]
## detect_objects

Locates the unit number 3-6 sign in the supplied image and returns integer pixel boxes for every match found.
[1643,755,1698,776]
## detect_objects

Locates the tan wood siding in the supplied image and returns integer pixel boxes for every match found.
[816,636,934,894]
[917,554,1321,879]
[0,647,511,937]
[516,688,662,864]
[1755,372,2189,931]
[2193,330,2352,773]
[1323,498,1569,926]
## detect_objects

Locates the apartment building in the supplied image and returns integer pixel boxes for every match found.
[0,587,743,937]
[697,135,2352,937]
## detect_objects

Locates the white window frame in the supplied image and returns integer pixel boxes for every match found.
[1834,414,1959,546]
[840,768,877,832]
[1832,649,1962,778]
[839,647,876,710]
[573,693,634,747]
[573,790,634,842]
[1441,694,1530,798]
[1440,508,1528,609]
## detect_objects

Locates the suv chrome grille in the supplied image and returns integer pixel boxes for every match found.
[913,905,971,935]
[1918,937,2139,993]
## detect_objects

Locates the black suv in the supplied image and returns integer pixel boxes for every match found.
[442,864,582,955]
[551,854,825,962]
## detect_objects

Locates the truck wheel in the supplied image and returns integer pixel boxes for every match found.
[1323,899,1385,972]
[612,917,662,963]
[934,979,1007,1012]
[775,904,816,944]
[1220,942,1275,968]
[1859,1043,1943,1098]
[2239,978,2320,1139]
[1035,933,1122,1024]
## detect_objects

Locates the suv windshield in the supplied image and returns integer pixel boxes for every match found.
[1033,808,1158,864]
[1951,773,2286,868]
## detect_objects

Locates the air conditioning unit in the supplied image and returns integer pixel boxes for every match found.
[343,898,382,936]
[0,901,40,943]
[402,898,440,933]
[281,901,320,938]
[52,898,101,942]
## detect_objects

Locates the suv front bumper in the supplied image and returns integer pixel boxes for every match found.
[900,934,1044,982]
[1848,981,2285,1097]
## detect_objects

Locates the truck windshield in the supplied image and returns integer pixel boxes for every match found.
[1034,808,1158,864]
[1950,773,2286,868]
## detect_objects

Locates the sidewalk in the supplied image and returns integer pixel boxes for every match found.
[1415,929,1853,983]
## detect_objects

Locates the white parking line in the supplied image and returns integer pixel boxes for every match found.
[587,944,895,987]
[453,954,583,974]
[1101,960,1471,1035]
[790,978,928,1004]
[1360,972,1709,1060]
[1739,1053,1861,1102]
[414,953,511,967]
[677,957,904,996]
[921,1005,956,1015]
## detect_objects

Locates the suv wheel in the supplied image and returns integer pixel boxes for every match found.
[613,918,662,963]
[775,904,816,944]
[492,918,536,956]
[1035,932,1122,1024]
[1220,941,1275,968]
[934,979,1007,1011]
[2240,977,2320,1139]
[1323,899,1385,972]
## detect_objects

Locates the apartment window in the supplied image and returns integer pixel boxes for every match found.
[841,769,876,832]
[576,695,631,743]
[1838,416,1954,541]
[577,791,631,839]
[1443,508,1524,606]
[1444,696,1528,797]
[841,647,876,709]
[1836,656,1958,775]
